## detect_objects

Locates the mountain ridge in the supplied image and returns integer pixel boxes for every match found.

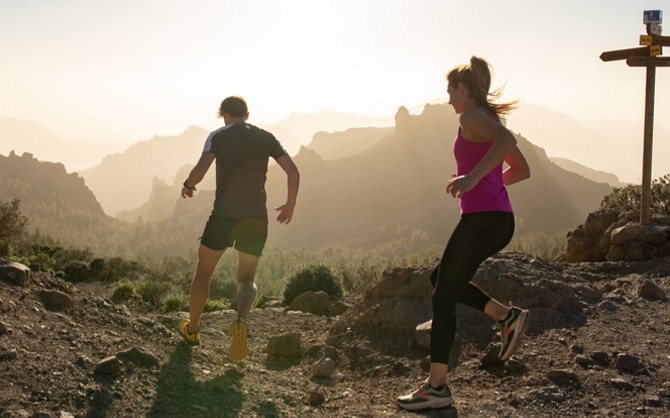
[0,151,122,253]
[506,103,670,184]
[0,117,131,172]
[107,103,613,257]
[0,103,623,258]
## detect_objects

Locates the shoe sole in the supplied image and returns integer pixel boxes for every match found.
[178,319,200,347]
[396,396,455,411]
[229,320,248,361]
[500,310,530,361]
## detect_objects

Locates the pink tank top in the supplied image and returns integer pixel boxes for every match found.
[453,126,513,215]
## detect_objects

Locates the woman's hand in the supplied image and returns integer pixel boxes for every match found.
[446,175,477,198]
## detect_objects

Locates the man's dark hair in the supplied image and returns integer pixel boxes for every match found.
[218,96,248,118]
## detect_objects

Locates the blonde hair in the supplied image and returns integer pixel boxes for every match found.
[446,56,517,118]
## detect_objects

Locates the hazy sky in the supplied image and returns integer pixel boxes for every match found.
[1,0,668,143]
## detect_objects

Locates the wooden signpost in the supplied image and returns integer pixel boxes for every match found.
[600,10,669,225]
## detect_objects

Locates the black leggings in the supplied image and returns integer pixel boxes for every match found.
[430,211,515,364]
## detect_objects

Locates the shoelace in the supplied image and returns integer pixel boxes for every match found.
[417,380,446,394]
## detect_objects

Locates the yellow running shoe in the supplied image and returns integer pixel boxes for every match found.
[178,319,200,346]
[229,319,248,361]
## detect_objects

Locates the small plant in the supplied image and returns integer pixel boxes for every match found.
[136,280,172,307]
[253,294,267,309]
[27,252,55,273]
[163,294,187,312]
[111,279,136,303]
[282,263,344,305]
[203,298,227,312]
[210,279,237,301]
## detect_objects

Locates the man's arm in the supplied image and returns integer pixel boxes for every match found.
[181,153,215,198]
[274,154,300,224]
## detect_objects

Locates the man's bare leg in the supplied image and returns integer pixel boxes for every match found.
[188,244,226,333]
[236,251,259,321]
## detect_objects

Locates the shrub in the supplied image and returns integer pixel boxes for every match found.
[104,257,145,282]
[282,263,344,305]
[111,279,136,303]
[203,298,227,312]
[53,248,93,272]
[163,294,187,312]
[210,279,237,301]
[89,258,106,280]
[136,280,172,307]
[62,260,91,282]
[27,252,55,273]
[253,294,267,309]
[0,199,28,258]
[600,173,670,215]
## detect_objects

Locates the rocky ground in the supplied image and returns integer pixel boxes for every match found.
[1,251,670,418]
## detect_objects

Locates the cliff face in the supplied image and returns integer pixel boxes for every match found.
[0,151,120,252]
[80,126,210,216]
[1,151,104,215]
[264,103,612,250]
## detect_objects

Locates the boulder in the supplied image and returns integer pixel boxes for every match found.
[0,261,30,286]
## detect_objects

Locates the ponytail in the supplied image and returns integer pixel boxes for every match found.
[446,56,517,119]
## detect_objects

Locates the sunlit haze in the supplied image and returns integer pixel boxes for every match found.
[1,1,668,152]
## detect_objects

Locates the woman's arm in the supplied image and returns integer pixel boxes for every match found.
[503,145,530,186]
[446,109,517,197]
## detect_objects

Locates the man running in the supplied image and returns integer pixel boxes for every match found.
[178,96,299,361]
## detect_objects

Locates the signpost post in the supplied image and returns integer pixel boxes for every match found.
[600,10,669,225]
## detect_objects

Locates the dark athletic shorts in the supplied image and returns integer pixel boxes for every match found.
[200,214,268,256]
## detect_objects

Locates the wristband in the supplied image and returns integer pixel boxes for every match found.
[183,180,195,190]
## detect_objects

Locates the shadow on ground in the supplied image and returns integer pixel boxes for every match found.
[146,343,245,418]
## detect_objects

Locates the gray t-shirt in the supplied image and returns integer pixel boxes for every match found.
[203,122,287,217]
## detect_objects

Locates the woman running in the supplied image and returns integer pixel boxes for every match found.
[397,56,531,411]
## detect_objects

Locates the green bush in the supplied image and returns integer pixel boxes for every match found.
[210,279,237,301]
[111,279,136,303]
[253,294,267,309]
[282,263,344,305]
[203,298,227,312]
[136,280,172,306]
[104,257,145,282]
[0,199,28,258]
[53,248,93,272]
[163,294,187,312]
[62,260,91,282]
[600,173,670,215]
[89,257,106,280]
[27,252,55,273]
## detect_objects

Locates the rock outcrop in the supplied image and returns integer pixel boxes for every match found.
[566,210,670,262]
